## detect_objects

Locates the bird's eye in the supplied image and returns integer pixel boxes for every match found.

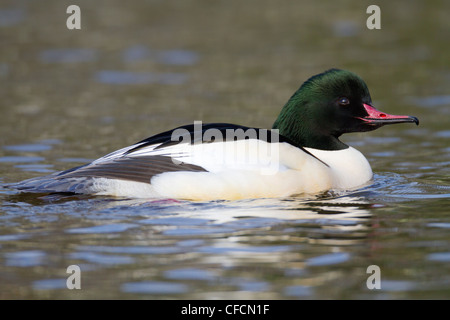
[338,97,350,106]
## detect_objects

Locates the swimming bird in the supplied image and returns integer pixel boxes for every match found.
[11,69,419,200]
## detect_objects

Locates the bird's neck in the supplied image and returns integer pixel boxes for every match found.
[272,100,348,151]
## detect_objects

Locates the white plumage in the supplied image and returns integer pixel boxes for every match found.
[15,138,372,200]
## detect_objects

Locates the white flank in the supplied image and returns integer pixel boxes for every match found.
[16,137,374,200]
[87,141,337,200]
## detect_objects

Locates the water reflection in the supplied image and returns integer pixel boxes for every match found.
[3,144,52,152]
[33,278,67,290]
[1,188,374,261]
[0,156,45,163]
[332,20,360,37]
[123,45,200,65]
[39,49,98,64]
[5,250,46,267]
[0,8,25,27]
[122,281,189,295]
[0,185,371,298]
[95,70,188,85]
[407,95,450,108]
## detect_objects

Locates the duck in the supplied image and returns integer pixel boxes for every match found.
[11,69,419,200]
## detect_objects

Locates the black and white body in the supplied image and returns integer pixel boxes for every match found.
[11,69,419,200]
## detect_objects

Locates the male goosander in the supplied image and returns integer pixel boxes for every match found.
[12,69,419,200]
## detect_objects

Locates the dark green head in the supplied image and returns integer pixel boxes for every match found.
[273,69,419,150]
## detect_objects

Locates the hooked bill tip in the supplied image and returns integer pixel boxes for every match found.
[411,116,419,126]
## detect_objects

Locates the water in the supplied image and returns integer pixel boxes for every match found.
[0,0,449,300]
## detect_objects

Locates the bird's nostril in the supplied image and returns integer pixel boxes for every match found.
[380,113,386,118]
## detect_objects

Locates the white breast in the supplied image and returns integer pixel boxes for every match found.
[304,146,373,190]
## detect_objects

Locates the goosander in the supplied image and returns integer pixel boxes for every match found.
[11,69,419,200]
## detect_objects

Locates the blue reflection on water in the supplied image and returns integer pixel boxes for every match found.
[66,223,138,234]
[0,8,25,27]
[39,49,98,63]
[164,268,217,281]
[408,95,450,107]
[3,144,52,152]
[69,251,135,265]
[123,45,200,65]
[5,250,46,267]
[33,278,67,290]
[95,70,188,85]
[0,156,44,163]
[121,281,189,294]
[306,252,350,266]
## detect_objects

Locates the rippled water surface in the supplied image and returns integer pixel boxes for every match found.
[0,0,449,299]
